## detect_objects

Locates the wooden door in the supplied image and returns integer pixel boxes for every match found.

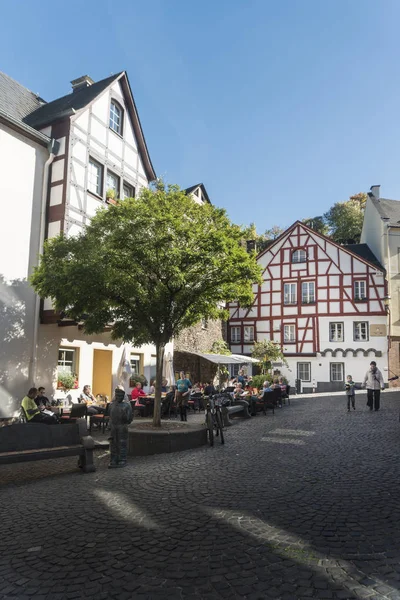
[92,349,113,399]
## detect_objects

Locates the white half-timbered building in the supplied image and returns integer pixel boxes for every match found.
[0,71,171,416]
[228,221,388,392]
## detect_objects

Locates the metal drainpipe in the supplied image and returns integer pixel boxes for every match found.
[30,138,60,385]
[386,224,392,348]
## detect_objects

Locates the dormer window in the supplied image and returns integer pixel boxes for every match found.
[109,100,123,135]
[292,249,307,263]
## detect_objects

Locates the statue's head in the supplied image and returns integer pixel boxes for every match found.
[115,388,125,403]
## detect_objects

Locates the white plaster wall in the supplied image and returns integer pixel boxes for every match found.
[0,123,48,416]
[36,324,173,402]
[280,353,388,393]
[360,198,385,263]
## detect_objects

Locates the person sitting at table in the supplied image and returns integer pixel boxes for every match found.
[234,383,258,416]
[149,380,155,394]
[79,385,103,415]
[21,388,58,424]
[35,386,51,408]
[131,382,147,405]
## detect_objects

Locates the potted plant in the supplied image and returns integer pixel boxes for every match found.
[106,189,118,205]
[57,372,77,393]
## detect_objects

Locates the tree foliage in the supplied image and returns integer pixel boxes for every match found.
[323,193,367,244]
[31,182,262,426]
[209,340,232,355]
[302,216,329,236]
[251,340,288,375]
[248,192,367,250]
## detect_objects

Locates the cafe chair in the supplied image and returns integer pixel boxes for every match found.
[130,399,145,418]
[89,402,111,433]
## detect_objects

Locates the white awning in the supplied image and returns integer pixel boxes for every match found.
[176,350,258,365]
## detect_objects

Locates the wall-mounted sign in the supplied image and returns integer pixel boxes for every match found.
[370,324,387,337]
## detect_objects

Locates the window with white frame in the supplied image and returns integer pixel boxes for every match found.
[284,282,297,304]
[301,281,315,304]
[297,362,311,382]
[284,324,296,343]
[329,322,344,342]
[330,362,344,382]
[244,326,254,342]
[122,183,135,200]
[354,280,367,301]
[230,326,241,343]
[109,100,123,135]
[57,348,77,376]
[130,354,142,375]
[88,158,103,196]
[354,321,369,341]
[292,249,307,263]
[106,171,120,196]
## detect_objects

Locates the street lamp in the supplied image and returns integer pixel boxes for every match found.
[383,295,391,313]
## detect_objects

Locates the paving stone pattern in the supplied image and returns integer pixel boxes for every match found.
[1,392,400,599]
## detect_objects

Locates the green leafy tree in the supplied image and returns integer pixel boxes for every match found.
[209,340,231,356]
[302,216,329,236]
[31,182,262,426]
[251,340,288,375]
[324,193,367,244]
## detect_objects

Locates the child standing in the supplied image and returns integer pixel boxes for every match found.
[345,375,356,411]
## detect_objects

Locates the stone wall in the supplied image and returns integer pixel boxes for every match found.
[389,339,400,387]
[175,320,224,354]
[174,319,224,383]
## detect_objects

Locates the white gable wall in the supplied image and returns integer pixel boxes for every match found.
[65,78,150,237]
[0,123,49,416]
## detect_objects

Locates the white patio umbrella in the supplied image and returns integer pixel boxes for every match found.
[162,351,175,387]
[117,345,132,386]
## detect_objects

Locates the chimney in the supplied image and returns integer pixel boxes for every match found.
[369,185,380,199]
[70,75,94,92]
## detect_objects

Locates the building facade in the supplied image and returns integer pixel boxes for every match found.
[361,185,400,386]
[0,71,168,416]
[228,221,388,392]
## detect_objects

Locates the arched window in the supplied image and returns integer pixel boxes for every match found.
[292,249,307,263]
[109,100,123,135]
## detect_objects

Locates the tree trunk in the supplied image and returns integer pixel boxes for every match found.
[153,341,165,427]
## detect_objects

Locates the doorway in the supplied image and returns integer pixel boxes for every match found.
[92,349,113,399]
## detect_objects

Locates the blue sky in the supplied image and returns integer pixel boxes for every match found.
[2,0,400,232]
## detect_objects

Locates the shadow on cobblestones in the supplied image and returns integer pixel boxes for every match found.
[1,392,400,599]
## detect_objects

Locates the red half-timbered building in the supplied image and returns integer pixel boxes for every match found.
[228,221,388,392]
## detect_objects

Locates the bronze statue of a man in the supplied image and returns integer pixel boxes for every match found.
[109,387,133,468]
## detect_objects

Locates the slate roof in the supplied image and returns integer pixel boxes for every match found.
[0,71,45,123]
[344,243,385,272]
[24,73,121,128]
[369,196,400,227]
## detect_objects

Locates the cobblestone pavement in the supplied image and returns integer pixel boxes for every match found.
[2,392,400,600]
